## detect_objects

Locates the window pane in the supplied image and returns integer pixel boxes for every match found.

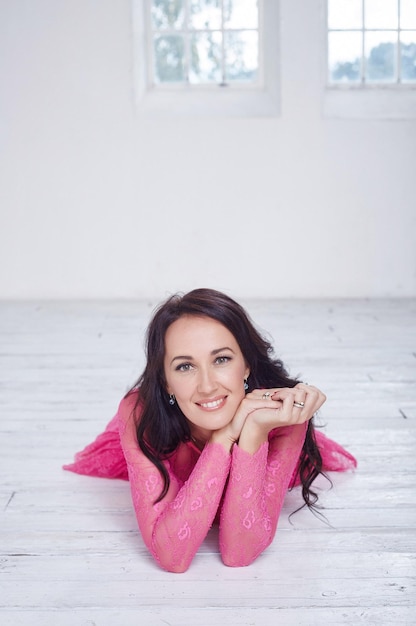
[328,0,362,30]
[189,0,222,30]
[190,32,222,82]
[224,0,258,29]
[152,0,185,30]
[328,31,362,82]
[224,30,258,81]
[154,35,185,82]
[401,0,416,29]
[365,31,397,81]
[365,0,398,29]
[401,31,416,82]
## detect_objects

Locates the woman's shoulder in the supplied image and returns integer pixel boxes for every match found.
[117,389,141,432]
[119,388,140,409]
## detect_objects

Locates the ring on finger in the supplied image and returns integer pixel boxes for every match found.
[262,392,271,400]
[293,401,305,408]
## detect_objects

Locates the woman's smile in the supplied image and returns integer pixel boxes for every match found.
[196,396,227,411]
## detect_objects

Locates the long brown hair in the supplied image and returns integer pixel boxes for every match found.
[130,288,323,508]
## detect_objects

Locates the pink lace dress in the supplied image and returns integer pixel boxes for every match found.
[64,391,357,572]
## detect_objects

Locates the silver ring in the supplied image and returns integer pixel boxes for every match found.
[262,392,271,400]
[293,401,305,408]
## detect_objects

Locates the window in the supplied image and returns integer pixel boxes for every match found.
[132,0,280,116]
[324,0,416,119]
[327,0,416,85]
[150,0,260,88]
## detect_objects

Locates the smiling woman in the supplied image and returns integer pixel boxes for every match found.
[64,288,357,573]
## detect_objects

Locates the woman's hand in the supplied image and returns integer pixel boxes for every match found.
[237,383,326,454]
[209,388,280,451]
[210,383,325,453]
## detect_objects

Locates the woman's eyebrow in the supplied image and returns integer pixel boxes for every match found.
[170,355,192,365]
[170,346,235,365]
[211,347,235,355]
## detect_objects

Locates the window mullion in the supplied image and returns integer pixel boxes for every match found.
[184,0,190,83]
[361,0,366,83]
[397,0,401,83]
[220,0,226,86]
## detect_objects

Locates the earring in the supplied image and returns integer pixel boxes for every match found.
[244,379,249,391]
[169,394,176,406]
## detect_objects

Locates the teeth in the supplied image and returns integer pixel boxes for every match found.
[200,399,223,409]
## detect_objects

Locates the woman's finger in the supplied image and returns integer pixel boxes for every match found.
[270,385,325,423]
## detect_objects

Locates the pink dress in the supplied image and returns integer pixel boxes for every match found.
[64,391,357,573]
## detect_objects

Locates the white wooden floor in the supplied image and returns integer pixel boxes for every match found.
[1,299,415,626]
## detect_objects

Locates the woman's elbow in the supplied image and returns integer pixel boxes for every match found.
[221,547,266,567]
[160,561,191,573]
[220,536,274,568]
[151,548,194,573]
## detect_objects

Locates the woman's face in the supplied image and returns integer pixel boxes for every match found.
[164,315,249,442]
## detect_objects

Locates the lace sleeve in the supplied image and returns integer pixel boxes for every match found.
[219,423,307,567]
[118,396,232,573]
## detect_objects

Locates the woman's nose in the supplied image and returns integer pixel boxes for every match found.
[197,368,217,394]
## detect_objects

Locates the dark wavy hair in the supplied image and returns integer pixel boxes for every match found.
[129,288,324,510]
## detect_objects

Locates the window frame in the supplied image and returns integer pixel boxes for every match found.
[131,0,281,117]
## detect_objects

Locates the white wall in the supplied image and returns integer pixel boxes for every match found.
[1,0,415,299]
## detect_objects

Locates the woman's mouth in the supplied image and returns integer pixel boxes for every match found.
[197,396,227,410]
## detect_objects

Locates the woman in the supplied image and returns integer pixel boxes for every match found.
[64,288,356,573]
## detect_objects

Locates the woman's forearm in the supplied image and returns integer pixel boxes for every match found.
[219,424,307,567]
[126,442,231,573]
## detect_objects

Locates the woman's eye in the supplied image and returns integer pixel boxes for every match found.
[176,363,193,372]
[215,356,231,365]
